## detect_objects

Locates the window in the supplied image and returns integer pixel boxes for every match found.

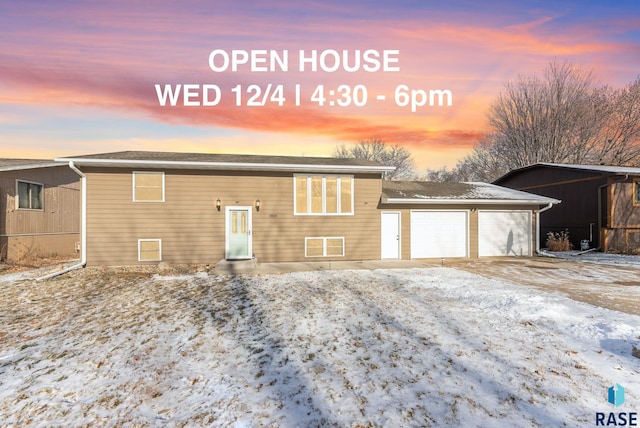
[138,239,162,261]
[635,181,640,205]
[305,237,345,257]
[294,175,353,215]
[16,180,43,210]
[133,172,164,202]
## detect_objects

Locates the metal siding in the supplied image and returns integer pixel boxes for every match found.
[0,165,81,261]
[496,165,607,249]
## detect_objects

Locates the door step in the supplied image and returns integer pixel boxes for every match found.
[214,258,258,274]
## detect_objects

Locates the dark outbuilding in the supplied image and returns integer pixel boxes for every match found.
[494,163,640,253]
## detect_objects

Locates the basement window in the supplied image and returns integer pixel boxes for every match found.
[138,239,162,262]
[16,180,43,210]
[305,237,345,257]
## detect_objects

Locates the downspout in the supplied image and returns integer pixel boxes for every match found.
[535,202,555,256]
[37,161,86,281]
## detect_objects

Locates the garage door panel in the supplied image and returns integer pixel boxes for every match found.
[411,211,468,258]
[478,211,531,257]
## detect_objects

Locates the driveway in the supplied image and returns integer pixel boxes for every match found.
[456,257,640,316]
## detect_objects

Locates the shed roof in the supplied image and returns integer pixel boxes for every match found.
[56,151,395,173]
[494,162,640,184]
[381,181,560,205]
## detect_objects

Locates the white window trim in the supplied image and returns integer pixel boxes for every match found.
[293,174,354,216]
[304,237,345,258]
[132,171,165,202]
[138,239,162,262]
[15,179,44,211]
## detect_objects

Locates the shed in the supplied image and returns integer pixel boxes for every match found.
[495,163,640,253]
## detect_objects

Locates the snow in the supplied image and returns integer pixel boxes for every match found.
[397,182,554,202]
[550,250,640,268]
[0,265,638,426]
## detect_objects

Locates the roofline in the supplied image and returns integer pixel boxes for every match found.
[0,161,66,172]
[54,157,396,173]
[382,197,561,205]
[494,162,640,184]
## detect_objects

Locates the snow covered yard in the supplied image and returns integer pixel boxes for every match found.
[0,266,638,427]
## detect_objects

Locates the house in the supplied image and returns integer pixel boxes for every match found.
[0,159,81,261]
[494,163,640,253]
[3,151,560,266]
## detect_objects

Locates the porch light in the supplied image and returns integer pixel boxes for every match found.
[216,198,221,211]
[255,198,261,211]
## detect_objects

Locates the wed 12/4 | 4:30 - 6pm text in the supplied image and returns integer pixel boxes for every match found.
[154,49,453,111]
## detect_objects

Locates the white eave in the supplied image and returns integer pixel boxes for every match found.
[382,197,561,205]
[54,158,396,174]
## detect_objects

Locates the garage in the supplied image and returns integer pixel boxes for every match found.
[411,210,468,258]
[382,181,560,259]
[478,210,531,256]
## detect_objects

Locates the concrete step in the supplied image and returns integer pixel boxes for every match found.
[214,258,258,274]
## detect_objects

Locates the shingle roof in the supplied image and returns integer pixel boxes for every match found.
[382,180,559,204]
[58,151,385,167]
[56,151,395,173]
[0,158,63,171]
[0,158,51,167]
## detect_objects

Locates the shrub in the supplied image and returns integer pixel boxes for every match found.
[546,230,573,252]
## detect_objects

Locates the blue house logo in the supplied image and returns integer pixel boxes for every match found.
[608,384,625,407]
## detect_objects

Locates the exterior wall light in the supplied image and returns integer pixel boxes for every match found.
[255,198,261,211]
[216,198,221,211]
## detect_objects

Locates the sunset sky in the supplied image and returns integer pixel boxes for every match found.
[1,1,639,171]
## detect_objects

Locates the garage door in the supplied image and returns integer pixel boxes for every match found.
[478,211,531,256]
[411,211,468,258]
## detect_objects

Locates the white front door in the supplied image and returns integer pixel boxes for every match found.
[381,212,401,259]
[225,206,252,260]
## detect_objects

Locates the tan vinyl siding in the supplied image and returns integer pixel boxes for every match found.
[0,165,81,261]
[83,168,382,266]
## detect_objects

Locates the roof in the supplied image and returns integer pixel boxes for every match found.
[0,158,63,171]
[56,151,395,174]
[495,162,640,184]
[381,180,560,205]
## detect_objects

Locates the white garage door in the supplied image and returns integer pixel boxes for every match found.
[478,211,531,257]
[411,211,468,258]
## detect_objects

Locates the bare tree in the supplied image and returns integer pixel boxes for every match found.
[454,61,640,182]
[486,60,605,168]
[334,138,415,180]
[591,76,640,165]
